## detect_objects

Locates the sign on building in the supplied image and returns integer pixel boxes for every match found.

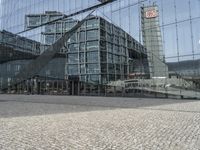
[145,9,158,19]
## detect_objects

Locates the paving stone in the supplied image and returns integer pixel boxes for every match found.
[0,95,200,149]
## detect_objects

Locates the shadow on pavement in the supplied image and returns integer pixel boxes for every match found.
[0,94,198,118]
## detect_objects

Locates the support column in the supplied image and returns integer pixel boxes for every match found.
[98,85,100,96]
[122,87,125,97]
[105,85,107,96]
[57,80,59,94]
[66,80,68,95]
[114,86,116,97]
[77,82,80,96]
[72,81,74,95]
[61,81,64,95]
[84,83,86,96]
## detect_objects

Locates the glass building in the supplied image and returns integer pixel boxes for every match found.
[0,0,200,98]
[25,12,148,84]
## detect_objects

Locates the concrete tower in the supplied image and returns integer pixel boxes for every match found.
[141,4,168,78]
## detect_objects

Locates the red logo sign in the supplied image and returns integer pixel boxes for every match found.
[145,10,158,18]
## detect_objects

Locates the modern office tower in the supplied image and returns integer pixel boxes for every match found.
[141,4,168,78]
[26,12,149,84]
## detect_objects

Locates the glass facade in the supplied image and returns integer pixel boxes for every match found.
[0,0,200,98]
[0,30,41,55]
[29,12,145,84]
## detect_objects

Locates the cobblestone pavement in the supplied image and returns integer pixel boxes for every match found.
[0,95,200,150]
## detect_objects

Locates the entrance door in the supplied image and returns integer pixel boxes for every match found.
[68,76,79,95]
[68,80,79,95]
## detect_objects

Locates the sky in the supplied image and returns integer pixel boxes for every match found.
[0,0,199,62]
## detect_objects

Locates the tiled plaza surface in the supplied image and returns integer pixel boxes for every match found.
[0,95,200,150]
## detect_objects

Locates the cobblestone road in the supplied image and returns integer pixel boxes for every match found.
[0,95,200,150]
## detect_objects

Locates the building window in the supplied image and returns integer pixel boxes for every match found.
[86,41,98,51]
[120,37,125,45]
[107,43,112,52]
[87,30,98,40]
[100,52,107,62]
[121,56,126,63]
[79,31,85,41]
[114,55,120,63]
[106,23,112,33]
[121,46,126,55]
[87,19,98,29]
[116,75,121,80]
[113,26,120,36]
[107,33,112,42]
[45,35,55,45]
[100,41,106,50]
[64,21,76,31]
[113,45,120,53]
[14,65,21,72]
[80,42,85,51]
[6,64,11,72]
[68,33,77,43]
[56,34,61,41]
[100,18,105,28]
[109,53,114,63]
[25,41,32,51]
[68,43,78,52]
[68,53,78,64]
[116,64,121,74]
[86,51,98,63]
[101,63,107,73]
[80,64,85,74]
[27,16,40,26]
[100,29,106,37]
[87,75,99,83]
[114,35,119,44]
[56,22,62,32]
[108,74,115,81]
[49,15,61,21]
[80,22,86,30]
[17,39,24,49]
[79,53,84,63]
[3,34,15,44]
[45,23,55,33]
[80,75,86,82]
[41,16,48,24]
[86,64,99,74]
[68,65,78,75]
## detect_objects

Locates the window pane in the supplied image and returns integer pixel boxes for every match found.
[86,51,98,63]
[87,30,98,40]
[68,65,78,75]
[86,64,99,73]
[86,41,98,51]
[68,53,78,63]
[68,43,78,52]
[87,19,98,29]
